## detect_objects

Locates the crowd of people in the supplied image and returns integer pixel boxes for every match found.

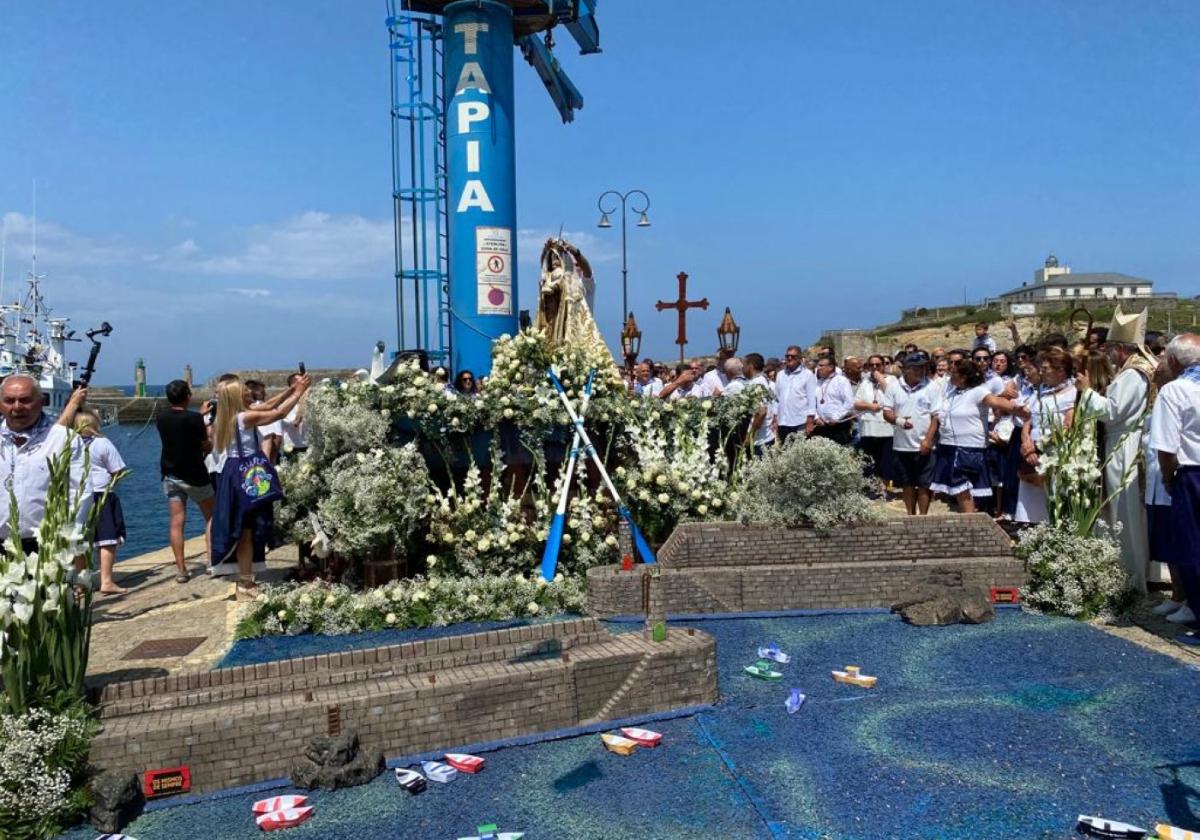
[3,316,1197,627]
[619,316,1200,623]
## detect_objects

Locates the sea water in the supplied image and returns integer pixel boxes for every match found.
[104,423,206,559]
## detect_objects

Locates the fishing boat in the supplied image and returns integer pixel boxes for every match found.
[445,752,485,773]
[421,759,458,783]
[1157,825,1200,840]
[620,727,662,747]
[457,823,525,840]
[394,767,426,794]
[744,659,783,681]
[95,835,138,840]
[251,795,308,815]
[600,733,638,756]
[786,688,805,715]
[831,665,877,688]
[0,204,107,417]
[757,644,791,664]
[255,805,314,832]
[1076,815,1148,839]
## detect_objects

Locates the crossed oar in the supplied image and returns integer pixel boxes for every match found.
[539,366,657,581]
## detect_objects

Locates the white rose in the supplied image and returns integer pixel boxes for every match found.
[615,466,627,477]
[428,577,440,591]
[299,594,312,606]
[426,554,439,566]
[562,533,572,544]
[702,400,713,410]
[503,408,514,419]
[568,519,581,531]
[592,515,605,528]
[466,593,480,605]
[605,535,618,547]
[712,498,723,508]
[656,475,668,487]
[277,610,288,620]
[385,612,396,625]
[698,504,709,514]
[691,489,703,500]
[390,588,404,601]
[464,529,478,542]
[325,594,336,606]
[477,538,491,552]
[657,493,670,504]
[443,532,455,544]
[527,601,540,615]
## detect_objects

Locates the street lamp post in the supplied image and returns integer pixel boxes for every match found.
[597,189,651,338]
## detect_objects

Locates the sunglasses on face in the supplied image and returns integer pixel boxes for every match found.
[973,355,991,362]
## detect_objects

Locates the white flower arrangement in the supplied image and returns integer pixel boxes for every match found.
[0,706,96,838]
[235,573,585,638]
[1015,522,1131,618]
[315,443,430,560]
[619,409,732,543]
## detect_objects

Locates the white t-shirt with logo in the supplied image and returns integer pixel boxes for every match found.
[883,378,936,452]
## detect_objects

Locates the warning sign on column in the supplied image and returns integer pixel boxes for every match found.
[476,227,512,315]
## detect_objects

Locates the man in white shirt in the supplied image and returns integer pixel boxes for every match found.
[811,356,855,445]
[0,376,90,554]
[631,362,663,398]
[742,353,775,455]
[773,345,816,444]
[882,352,936,514]
[695,348,733,398]
[1149,333,1200,633]
[659,361,703,401]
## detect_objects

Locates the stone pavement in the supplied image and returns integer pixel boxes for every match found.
[86,537,296,692]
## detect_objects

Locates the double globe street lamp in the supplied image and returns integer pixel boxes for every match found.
[597,189,651,340]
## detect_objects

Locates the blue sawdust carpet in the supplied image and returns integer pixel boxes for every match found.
[63,611,1200,839]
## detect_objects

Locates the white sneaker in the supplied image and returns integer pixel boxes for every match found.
[1153,599,1185,616]
[1166,605,1196,624]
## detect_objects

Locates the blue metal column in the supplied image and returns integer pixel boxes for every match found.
[443,0,518,377]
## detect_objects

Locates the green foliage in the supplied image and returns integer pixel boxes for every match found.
[735,437,879,531]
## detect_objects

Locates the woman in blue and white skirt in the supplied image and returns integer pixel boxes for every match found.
[922,359,1017,513]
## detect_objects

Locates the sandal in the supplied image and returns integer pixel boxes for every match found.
[175,572,190,584]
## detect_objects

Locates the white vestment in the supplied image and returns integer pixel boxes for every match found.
[1078,367,1150,592]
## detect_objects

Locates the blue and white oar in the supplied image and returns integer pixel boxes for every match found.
[547,366,657,567]
[540,369,595,581]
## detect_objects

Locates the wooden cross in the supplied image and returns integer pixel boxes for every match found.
[656,272,709,364]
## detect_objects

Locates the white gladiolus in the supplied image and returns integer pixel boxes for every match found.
[12,601,33,624]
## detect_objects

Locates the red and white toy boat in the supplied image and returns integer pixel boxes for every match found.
[620,727,662,747]
[251,795,309,815]
[445,752,485,774]
[256,805,314,832]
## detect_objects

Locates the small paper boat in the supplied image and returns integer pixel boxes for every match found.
[757,644,791,664]
[620,727,662,747]
[256,806,314,832]
[831,665,877,688]
[445,752,485,773]
[1157,825,1200,840]
[394,767,426,793]
[251,795,309,815]
[1077,815,1149,839]
[421,760,458,783]
[457,823,525,840]
[600,733,638,756]
[744,659,783,681]
[786,688,806,715]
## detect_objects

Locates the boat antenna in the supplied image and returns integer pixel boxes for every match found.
[0,214,6,307]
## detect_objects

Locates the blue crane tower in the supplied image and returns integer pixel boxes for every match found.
[386,0,600,376]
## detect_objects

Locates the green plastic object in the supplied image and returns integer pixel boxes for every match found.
[652,621,666,642]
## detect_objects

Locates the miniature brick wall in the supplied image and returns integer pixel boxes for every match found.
[586,514,1024,617]
[89,619,717,793]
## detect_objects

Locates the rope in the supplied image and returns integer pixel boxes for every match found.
[123,397,161,440]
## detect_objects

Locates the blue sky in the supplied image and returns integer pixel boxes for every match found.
[1,0,1197,384]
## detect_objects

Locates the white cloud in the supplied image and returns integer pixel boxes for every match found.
[165,211,393,281]
[227,287,271,298]
[1,212,139,269]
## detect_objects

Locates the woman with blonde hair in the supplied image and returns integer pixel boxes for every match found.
[74,408,130,595]
[210,373,311,597]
